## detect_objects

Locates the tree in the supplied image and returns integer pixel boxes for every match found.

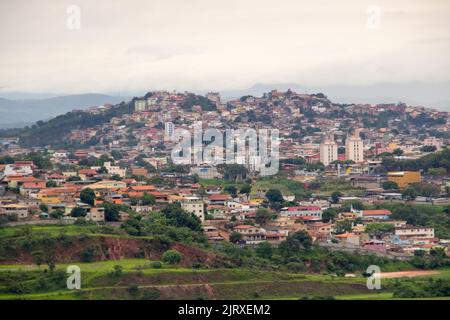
[67,175,82,182]
[127,284,140,298]
[365,223,395,237]
[402,187,418,200]
[141,193,156,205]
[330,191,342,204]
[101,202,121,221]
[130,197,139,206]
[221,164,248,181]
[382,181,399,190]
[265,189,283,203]
[80,188,96,206]
[229,232,243,244]
[50,209,64,219]
[46,180,57,188]
[334,220,353,234]
[427,167,446,177]
[161,203,202,232]
[255,242,273,259]
[322,208,339,223]
[224,185,238,198]
[393,148,404,156]
[239,184,252,197]
[421,145,436,153]
[162,250,182,265]
[71,207,87,218]
[279,231,312,257]
[32,251,44,269]
[39,204,48,213]
[255,208,274,226]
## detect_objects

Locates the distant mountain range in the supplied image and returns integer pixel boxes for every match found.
[0,94,128,128]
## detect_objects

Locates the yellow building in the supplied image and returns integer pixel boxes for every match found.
[387,171,421,188]
[37,194,61,204]
[83,180,127,190]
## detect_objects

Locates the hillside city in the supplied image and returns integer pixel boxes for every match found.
[1,89,450,299]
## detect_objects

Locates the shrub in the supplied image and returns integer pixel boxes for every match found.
[127,284,140,298]
[80,247,96,262]
[162,250,182,265]
[141,289,161,300]
[151,261,162,269]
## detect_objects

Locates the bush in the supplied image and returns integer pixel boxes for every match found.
[127,284,140,298]
[109,265,123,277]
[141,289,161,300]
[151,261,162,269]
[162,250,182,265]
[286,262,306,272]
[79,247,96,262]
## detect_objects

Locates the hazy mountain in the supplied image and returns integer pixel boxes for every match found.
[0,94,128,128]
[222,82,450,111]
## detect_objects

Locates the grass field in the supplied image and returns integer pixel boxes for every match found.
[0,256,448,300]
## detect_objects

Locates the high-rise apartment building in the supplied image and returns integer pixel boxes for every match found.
[345,133,364,163]
[320,135,338,166]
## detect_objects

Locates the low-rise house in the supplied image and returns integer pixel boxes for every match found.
[19,180,46,197]
[362,209,392,220]
[0,204,28,218]
[4,161,34,176]
[190,165,221,179]
[395,226,435,241]
[362,240,387,254]
[307,222,332,238]
[207,194,232,206]
[280,206,322,220]
[86,207,105,222]
[334,232,360,245]
[233,225,266,244]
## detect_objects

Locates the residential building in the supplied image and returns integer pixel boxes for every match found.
[345,133,364,163]
[395,226,435,240]
[181,196,205,221]
[280,206,322,220]
[319,135,338,166]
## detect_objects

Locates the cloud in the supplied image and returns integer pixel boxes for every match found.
[0,0,449,93]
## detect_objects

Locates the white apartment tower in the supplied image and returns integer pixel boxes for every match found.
[164,122,175,141]
[320,135,338,166]
[345,133,364,163]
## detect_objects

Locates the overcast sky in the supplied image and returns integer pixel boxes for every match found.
[0,0,449,94]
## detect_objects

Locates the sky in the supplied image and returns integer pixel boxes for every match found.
[0,0,449,94]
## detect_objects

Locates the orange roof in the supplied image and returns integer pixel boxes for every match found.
[208,194,232,201]
[335,233,356,238]
[7,176,40,182]
[362,209,392,216]
[127,192,144,198]
[130,185,157,191]
[39,187,77,195]
[234,225,255,229]
[78,169,97,175]
[22,181,46,189]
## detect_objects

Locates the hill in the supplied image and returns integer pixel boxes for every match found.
[0,94,128,128]
[3,99,136,147]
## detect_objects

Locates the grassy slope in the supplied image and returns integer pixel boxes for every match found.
[1,224,449,300]
[1,257,449,300]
